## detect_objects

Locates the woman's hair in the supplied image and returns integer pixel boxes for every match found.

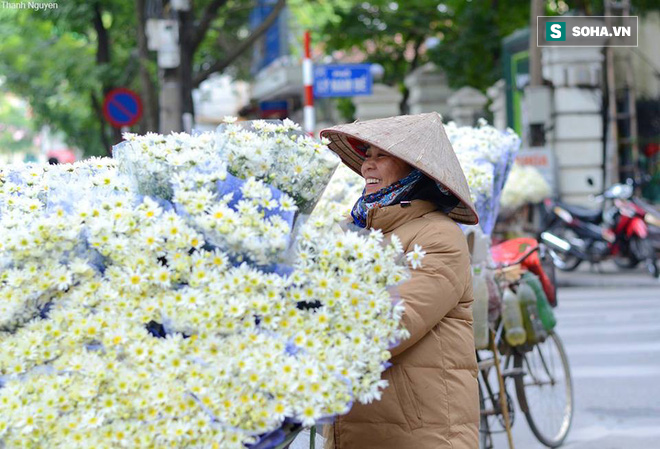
[397,174,460,214]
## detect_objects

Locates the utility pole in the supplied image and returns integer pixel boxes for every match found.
[604,1,619,186]
[604,0,638,186]
[526,0,550,148]
[155,8,183,134]
[529,0,543,87]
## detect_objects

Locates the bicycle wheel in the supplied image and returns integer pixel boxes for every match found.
[479,384,490,449]
[514,332,573,447]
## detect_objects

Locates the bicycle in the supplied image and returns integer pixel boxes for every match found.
[478,242,574,449]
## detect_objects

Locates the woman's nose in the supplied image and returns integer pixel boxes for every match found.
[361,158,376,175]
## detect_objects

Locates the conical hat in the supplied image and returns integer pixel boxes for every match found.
[320,112,478,225]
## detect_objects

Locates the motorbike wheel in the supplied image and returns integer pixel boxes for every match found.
[630,235,653,262]
[546,225,583,272]
[613,241,640,269]
[649,259,659,279]
[629,236,659,279]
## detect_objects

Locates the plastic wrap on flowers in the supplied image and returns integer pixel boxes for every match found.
[312,164,365,224]
[0,151,413,448]
[445,119,520,235]
[113,131,222,200]
[215,118,340,214]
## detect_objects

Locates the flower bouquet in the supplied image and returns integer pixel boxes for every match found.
[499,162,551,214]
[0,120,415,449]
[445,118,521,236]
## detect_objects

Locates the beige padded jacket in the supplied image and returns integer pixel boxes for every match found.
[325,200,479,449]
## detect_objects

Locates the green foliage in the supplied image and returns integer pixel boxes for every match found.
[0,3,135,157]
[193,0,254,80]
[0,88,36,155]
[428,0,531,91]
[0,0,263,156]
[303,0,660,99]
[317,0,449,87]
[335,97,356,121]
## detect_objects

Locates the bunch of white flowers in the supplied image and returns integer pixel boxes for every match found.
[0,128,413,448]
[215,119,340,213]
[172,171,298,266]
[500,162,551,211]
[114,131,224,200]
[445,119,521,235]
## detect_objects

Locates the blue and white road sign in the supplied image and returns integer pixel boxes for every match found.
[103,88,143,128]
[314,64,373,98]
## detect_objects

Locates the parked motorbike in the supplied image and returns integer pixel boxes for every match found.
[539,183,659,278]
[631,195,660,256]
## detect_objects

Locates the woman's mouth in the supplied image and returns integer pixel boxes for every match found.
[366,178,381,186]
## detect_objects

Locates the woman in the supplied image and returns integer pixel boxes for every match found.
[319,112,480,449]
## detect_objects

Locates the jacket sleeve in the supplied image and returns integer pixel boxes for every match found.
[389,222,470,357]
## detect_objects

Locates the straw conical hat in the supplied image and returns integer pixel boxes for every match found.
[320,112,478,225]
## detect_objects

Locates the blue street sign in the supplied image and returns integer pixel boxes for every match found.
[103,88,142,128]
[314,64,373,98]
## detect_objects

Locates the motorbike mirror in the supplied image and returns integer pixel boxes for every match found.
[605,183,634,199]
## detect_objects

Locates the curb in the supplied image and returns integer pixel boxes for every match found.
[557,279,660,289]
[556,265,660,289]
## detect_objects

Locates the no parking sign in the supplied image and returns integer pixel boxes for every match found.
[103,88,143,128]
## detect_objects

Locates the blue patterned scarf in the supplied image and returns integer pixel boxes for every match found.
[351,170,423,228]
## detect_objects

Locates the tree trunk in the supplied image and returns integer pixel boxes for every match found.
[399,36,425,115]
[179,8,194,132]
[135,0,159,132]
[93,1,122,149]
[91,92,112,156]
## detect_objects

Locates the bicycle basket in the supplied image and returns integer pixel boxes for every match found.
[491,238,557,307]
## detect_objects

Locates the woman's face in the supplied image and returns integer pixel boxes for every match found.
[360,145,413,195]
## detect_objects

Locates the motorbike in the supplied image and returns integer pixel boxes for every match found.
[631,194,660,256]
[539,183,659,278]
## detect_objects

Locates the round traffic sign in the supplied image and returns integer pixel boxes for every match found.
[102,88,143,128]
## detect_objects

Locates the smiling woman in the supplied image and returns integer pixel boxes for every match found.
[319,112,480,449]
[361,146,413,195]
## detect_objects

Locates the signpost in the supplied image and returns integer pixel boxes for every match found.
[103,88,143,128]
[314,64,373,98]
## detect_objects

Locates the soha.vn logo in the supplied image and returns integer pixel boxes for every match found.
[546,22,566,41]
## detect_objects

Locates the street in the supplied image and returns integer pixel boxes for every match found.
[492,263,660,449]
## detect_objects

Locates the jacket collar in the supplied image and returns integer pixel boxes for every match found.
[366,200,438,233]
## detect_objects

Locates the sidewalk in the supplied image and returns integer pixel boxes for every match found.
[556,260,660,289]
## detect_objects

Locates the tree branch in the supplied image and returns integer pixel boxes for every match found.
[193,0,286,88]
[92,2,110,67]
[191,0,230,53]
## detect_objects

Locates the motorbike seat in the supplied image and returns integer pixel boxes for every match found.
[634,197,660,219]
[557,202,602,224]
